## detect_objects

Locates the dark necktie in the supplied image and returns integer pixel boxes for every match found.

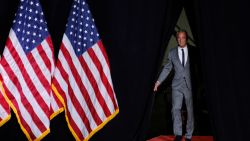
[181,49,185,67]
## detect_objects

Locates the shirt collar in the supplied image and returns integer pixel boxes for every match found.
[178,45,187,50]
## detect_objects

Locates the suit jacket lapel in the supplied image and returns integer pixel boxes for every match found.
[175,47,183,67]
[186,45,191,67]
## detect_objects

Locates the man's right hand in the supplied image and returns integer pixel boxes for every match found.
[153,81,160,92]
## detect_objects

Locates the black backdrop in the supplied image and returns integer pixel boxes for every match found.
[1,0,250,141]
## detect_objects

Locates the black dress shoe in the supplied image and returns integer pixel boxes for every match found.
[185,138,191,141]
[174,135,182,141]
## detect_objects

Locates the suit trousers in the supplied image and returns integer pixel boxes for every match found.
[171,80,194,139]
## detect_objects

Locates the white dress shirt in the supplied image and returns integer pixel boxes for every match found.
[178,46,188,66]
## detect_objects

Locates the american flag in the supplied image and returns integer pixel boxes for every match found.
[0,93,10,127]
[0,0,60,140]
[0,91,11,127]
[0,72,11,126]
[52,0,119,140]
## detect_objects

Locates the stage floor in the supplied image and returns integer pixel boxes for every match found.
[147,135,213,141]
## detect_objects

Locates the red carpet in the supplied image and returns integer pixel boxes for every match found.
[147,135,213,141]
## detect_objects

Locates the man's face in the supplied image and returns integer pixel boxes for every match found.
[177,32,187,48]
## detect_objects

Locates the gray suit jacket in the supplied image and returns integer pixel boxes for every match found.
[158,46,191,90]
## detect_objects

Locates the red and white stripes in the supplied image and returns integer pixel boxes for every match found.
[0,29,56,140]
[0,89,11,127]
[52,34,118,141]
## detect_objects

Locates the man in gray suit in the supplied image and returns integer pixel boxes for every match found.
[154,30,195,141]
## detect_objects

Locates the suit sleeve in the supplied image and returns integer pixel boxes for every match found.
[157,50,173,84]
